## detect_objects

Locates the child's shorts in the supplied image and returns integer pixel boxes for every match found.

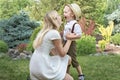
[67,41,79,67]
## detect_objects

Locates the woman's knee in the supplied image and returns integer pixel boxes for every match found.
[64,73,74,80]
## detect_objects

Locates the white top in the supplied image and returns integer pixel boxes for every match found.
[63,20,82,40]
[30,29,69,80]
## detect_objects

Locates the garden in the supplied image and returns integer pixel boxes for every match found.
[0,0,120,80]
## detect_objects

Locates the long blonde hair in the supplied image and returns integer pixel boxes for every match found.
[33,10,60,49]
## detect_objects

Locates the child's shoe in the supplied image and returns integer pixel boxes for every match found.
[78,74,84,80]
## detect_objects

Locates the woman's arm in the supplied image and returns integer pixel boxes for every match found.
[50,48,58,56]
[52,39,71,57]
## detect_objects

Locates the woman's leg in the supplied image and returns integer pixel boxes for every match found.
[64,56,73,80]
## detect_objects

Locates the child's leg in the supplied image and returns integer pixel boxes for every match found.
[76,65,83,75]
[75,65,84,80]
[67,41,80,74]
[68,41,84,80]
[67,64,71,74]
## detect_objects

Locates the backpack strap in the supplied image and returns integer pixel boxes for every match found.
[71,23,77,33]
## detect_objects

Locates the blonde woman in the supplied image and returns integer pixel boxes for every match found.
[29,10,74,80]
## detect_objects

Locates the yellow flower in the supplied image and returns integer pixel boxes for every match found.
[98,21,114,44]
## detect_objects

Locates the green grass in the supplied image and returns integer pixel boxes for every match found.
[72,55,120,80]
[0,54,120,80]
[0,55,29,80]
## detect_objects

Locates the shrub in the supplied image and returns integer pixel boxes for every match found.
[0,10,40,48]
[78,17,95,35]
[98,40,106,52]
[105,6,120,34]
[16,43,27,52]
[0,40,8,53]
[98,21,114,52]
[111,33,120,45]
[26,26,42,52]
[77,34,96,55]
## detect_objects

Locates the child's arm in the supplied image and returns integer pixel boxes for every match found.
[66,33,81,40]
[66,23,82,40]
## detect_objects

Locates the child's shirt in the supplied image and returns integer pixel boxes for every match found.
[63,20,82,40]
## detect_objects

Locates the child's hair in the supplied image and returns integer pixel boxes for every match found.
[33,10,59,49]
[66,3,81,20]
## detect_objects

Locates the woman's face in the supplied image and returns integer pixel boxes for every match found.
[63,6,74,22]
[54,12,62,29]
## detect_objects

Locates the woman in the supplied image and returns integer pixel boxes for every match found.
[29,10,74,80]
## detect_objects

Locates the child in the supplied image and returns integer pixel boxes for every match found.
[63,3,84,80]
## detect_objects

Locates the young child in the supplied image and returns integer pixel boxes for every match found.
[63,3,84,80]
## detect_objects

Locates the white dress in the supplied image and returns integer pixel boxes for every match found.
[30,29,69,80]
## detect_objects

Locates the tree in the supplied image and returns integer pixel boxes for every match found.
[0,0,30,19]
[105,0,120,14]
[0,10,40,48]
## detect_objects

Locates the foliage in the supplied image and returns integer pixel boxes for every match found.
[72,0,107,24]
[0,10,40,48]
[26,26,42,52]
[105,0,120,14]
[0,40,8,53]
[0,0,30,19]
[24,0,42,21]
[113,24,120,34]
[111,33,120,45]
[105,7,120,34]
[16,43,27,52]
[0,0,107,26]
[98,21,114,52]
[23,0,107,25]
[98,40,106,52]
[98,21,114,43]
[24,0,65,21]
[79,17,95,35]
[77,34,96,55]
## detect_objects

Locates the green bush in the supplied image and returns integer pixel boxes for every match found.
[105,6,120,34]
[0,40,8,53]
[0,10,40,48]
[77,34,96,55]
[26,26,42,52]
[111,33,120,45]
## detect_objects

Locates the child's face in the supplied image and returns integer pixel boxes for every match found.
[63,6,74,22]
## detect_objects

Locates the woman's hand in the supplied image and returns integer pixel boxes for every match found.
[50,48,58,56]
[66,33,76,40]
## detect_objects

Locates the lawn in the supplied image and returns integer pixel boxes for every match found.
[0,54,120,80]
